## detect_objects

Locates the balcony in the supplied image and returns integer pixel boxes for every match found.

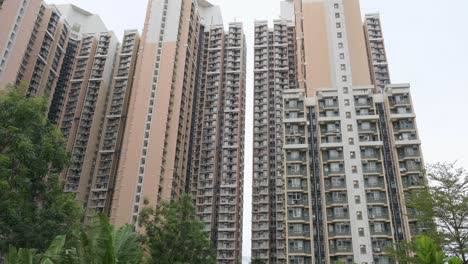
[325,181,347,191]
[288,246,311,254]
[287,168,307,176]
[326,197,348,206]
[328,229,351,237]
[358,126,378,133]
[327,213,350,221]
[361,151,381,160]
[366,195,387,204]
[329,246,352,254]
[370,229,392,236]
[288,230,310,237]
[402,179,425,189]
[286,155,306,162]
[322,153,344,162]
[321,136,342,144]
[323,168,345,176]
[364,180,385,189]
[362,166,383,174]
[287,184,308,191]
[287,199,309,206]
[288,214,309,222]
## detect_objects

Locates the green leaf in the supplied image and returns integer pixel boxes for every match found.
[43,235,66,259]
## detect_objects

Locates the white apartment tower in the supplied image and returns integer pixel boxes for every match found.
[252,1,427,264]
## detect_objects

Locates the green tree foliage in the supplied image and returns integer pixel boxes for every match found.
[6,215,143,264]
[62,214,143,264]
[0,88,81,253]
[407,162,468,263]
[139,194,216,264]
[413,236,444,264]
[388,236,464,264]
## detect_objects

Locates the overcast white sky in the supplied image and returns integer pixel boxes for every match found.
[50,0,468,261]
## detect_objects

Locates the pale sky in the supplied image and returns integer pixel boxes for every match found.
[50,0,468,261]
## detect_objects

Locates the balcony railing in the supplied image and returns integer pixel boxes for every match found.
[366,196,387,204]
[329,246,352,254]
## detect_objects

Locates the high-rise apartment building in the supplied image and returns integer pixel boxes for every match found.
[0,0,70,108]
[2,1,245,261]
[86,30,140,217]
[252,1,426,264]
[0,0,43,89]
[252,19,298,263]
[190,22,246,262]
[109,0,245,262]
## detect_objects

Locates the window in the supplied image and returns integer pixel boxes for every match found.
[358,228,365,236]
[332,177,343,187]
[336,23,341,28]
[341,64,346,70]
[360,245,367,254]
[338,42,343,48]
[292,208,302,217]
[342,75,347,81]
[334,207,346,216]
[344,99,350,106]
[355,195,361,204]
[347,125,353,131]
[291,178,301,188]
[346,112,351,118]
[337,32,342,38]
[348,138,354,145]
[335,13,340,18]
[350,151,356,159]
[343,87,348,93]
[353,180,359,188]
[340,53,345,59]
[334,3,339,8]
[374,223,384,232]
[357,211,363,220]
[330,163,341,172]
[333,192,344,201]
[352,166,357,173]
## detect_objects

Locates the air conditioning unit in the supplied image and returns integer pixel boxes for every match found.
[363,160,368,164]
[374,247,382,253]
[415,158,421,162]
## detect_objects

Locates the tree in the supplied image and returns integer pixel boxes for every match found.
[388,236,465,264]
[413,236,444,264]
[5,214,143,264]
[407,162,468,263]
[0,87,82,253]
[139,194,216,264]
[6,235,66,264]
[62,214,143,264]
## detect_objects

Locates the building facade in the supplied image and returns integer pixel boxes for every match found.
[0,0,43,89]
[109,0,245,262]
[252,19,298,263]
[2,1,246,262]
[190,22,246,262]
[252,1,427,264]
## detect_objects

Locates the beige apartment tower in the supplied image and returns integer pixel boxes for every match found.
[252,1,427,264]
[110,0,245,262]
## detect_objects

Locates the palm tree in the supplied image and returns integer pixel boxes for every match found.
[63,214,143,264]
[6,214,143,264]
